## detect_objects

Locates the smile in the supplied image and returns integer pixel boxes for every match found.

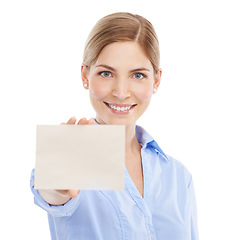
[104,102,136,113]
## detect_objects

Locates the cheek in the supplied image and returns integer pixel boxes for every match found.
[134,84,153,103]
[89,79,110,100]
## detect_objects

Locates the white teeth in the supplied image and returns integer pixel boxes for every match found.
[109,104,131,111]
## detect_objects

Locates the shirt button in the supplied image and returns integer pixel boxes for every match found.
[150,233,155,239]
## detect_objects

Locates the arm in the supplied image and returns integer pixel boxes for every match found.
[188,177,199,240]
[38,116,95,205]
[30,169,82,217]
[30,117,95,215]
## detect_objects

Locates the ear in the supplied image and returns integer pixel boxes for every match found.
[81,64,89,89]
[153,68,162,93]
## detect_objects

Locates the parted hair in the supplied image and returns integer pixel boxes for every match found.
[83,12,160,73]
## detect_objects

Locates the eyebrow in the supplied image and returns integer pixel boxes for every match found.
[95,64,150,73]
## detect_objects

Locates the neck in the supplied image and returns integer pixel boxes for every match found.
[94,118,141,159]
[125,123,141,157]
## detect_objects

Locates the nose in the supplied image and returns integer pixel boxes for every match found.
[112,78,131,100]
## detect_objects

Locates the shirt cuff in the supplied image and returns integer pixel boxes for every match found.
[30,169,82,217]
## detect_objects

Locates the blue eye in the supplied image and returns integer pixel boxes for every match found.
[133,73,146,79]
[99,71,112,77]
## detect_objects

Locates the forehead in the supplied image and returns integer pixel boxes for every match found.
[93,41,153,71]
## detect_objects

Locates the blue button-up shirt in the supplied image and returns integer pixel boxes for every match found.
[30,125,198,240]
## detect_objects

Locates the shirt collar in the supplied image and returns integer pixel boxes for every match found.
[136,125,169,162]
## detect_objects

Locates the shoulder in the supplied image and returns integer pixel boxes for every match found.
[136,125,192,186]
[164,155,192,187]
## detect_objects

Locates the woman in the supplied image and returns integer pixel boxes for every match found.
[31,12,198,239]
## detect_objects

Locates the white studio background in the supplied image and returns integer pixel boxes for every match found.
[0,0,239,239]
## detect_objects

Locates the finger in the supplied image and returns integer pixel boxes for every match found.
[77,117,88,125]
[67,190,80,198]
[88,118,95,125]
[60,122,66,125]
[77,118,96,125]
[67,116,77,124]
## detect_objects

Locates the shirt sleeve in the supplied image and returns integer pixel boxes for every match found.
[30,169,82,217]
[188,176,199,240]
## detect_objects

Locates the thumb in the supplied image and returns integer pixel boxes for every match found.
[67,190,80,198]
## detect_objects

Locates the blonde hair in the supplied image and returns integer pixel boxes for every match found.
[83,12,160,73]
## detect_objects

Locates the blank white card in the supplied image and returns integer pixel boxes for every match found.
[34,125,125,190]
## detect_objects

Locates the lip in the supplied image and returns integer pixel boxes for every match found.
[104,102,137,114]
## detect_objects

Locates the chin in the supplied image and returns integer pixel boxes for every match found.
[96,116,136,127]
[110,117,139,128]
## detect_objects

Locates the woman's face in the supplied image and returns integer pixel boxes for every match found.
[82,41,161,127]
